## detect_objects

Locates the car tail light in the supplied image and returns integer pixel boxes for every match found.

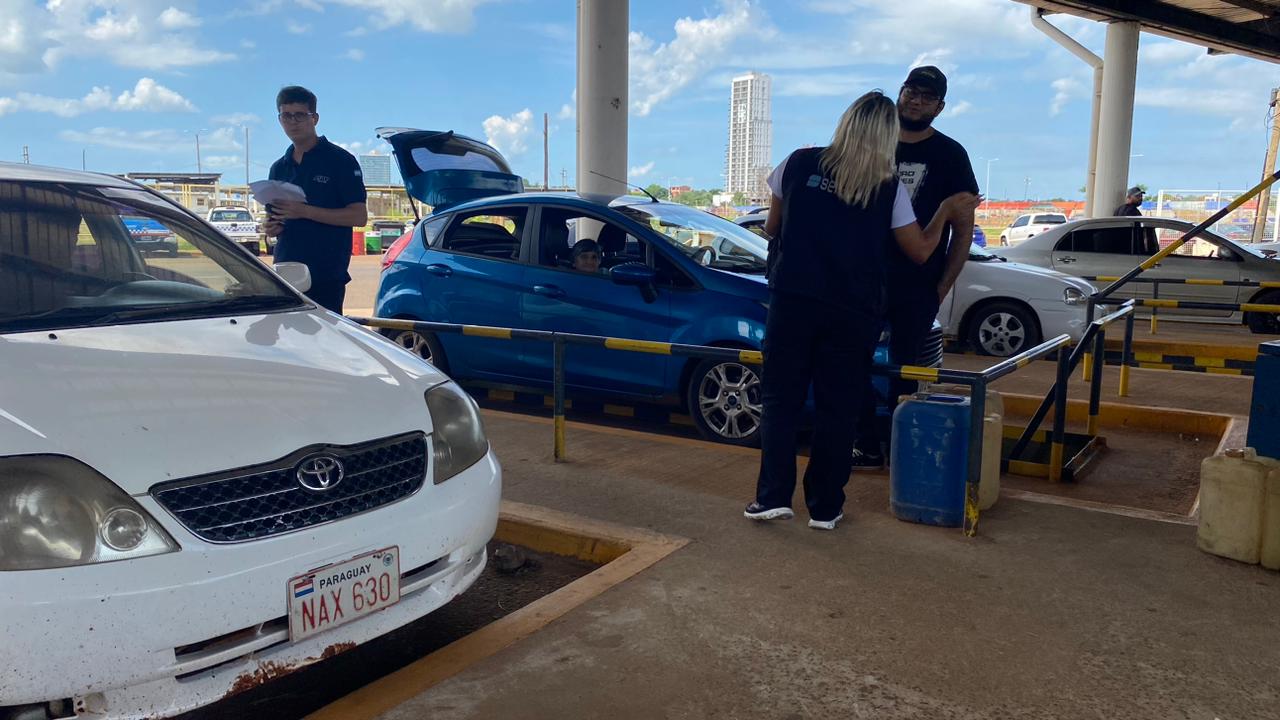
[382,229,414,270]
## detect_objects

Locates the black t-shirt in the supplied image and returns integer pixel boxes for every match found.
[1115,202,1142,216]
[770,147,897,317]
[269,136,367,282]
[889,130,978,295]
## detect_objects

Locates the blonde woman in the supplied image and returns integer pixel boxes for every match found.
[744,90,980,530]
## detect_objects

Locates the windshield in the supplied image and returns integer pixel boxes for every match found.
[210,209,253,223]
[1,181,302,334]
[616,203,769,273]
[1035,214,1067,225]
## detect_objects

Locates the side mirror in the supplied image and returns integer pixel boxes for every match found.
[609,262,659,303]
[274,261,312,293]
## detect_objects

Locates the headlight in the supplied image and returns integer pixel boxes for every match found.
[0,456,178,571]
[426,382,490,484]
[1063,287,1087,305]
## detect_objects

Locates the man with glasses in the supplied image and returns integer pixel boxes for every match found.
[853,66,979,469]
[264,85,367,313]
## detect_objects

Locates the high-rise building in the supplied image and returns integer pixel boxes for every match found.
[358,153,394,186]
[725,72,772,204]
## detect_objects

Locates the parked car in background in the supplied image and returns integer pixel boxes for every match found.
[375,129,944,446]
[122,215,179,256]
[1248,241,1280,259]
[733,214,1093,356]
[1000,216,1280,333]
[207,205,262,255]
[1,162,500,719]
[999,212,1068,247]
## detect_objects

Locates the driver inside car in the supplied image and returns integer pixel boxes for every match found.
[571,239,601,273]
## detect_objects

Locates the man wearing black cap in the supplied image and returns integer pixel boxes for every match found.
[853,65,979,468]
[1115,187,1145,216]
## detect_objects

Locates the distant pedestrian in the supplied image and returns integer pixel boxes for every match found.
[263,85,368,314]
[745,90,979,530]
[1115,186,1144,216]
[852,65,979,470]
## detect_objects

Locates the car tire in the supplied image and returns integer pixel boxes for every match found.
[686,357,763,447]
[386,326,448,371]
[968,301,1041,357]
[1246,290,1280,334]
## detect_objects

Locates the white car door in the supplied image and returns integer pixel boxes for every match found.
[1145,224,1241,318]
[1048,224,1153,303]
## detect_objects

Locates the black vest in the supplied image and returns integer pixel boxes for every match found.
[768,147,896,317]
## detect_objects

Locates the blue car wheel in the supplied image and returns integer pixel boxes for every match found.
[686,357,764,447]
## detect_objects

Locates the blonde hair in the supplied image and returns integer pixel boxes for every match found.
[820,91,899,208]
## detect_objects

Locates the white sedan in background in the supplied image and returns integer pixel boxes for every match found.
[733,214,1095,356]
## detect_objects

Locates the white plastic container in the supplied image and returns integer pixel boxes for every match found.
[1257,459,1280,570]
[1197,449,1270,564]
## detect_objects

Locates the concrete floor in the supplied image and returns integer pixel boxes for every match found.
[366,411,1280,720]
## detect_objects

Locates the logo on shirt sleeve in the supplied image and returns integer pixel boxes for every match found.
[354,169,362,177]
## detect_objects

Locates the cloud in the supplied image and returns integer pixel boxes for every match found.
[483,108,534,156]
[1141,40,1203,65]
[345,48,365,61]
[629,161,655,179]
[59,126,241,153]
[203,154,244,168]
[945,100,973,117]
[1050,76,1084,116]
[287,20,312,34]
[337,139,392,155]
[773,72,874,97]
[158,7,202,29]
[0,78,196,117]
[1136,87,1258,118]
[241,38,257,48]
[211,112,260,125]
[11,0,236,73]
[296,0,325,10]
[324,0,497,33]
[558,89,576,120]
[629,0,769,116]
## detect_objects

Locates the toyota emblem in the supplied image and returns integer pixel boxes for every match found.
[296,455,345,492]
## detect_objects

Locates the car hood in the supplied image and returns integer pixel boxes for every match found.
[0,310,446,495]
[964,257,1094,296]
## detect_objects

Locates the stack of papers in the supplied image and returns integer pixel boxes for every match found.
[249,180,307,206]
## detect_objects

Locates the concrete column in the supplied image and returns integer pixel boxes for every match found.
[576,0,628,198]
[1093,21,1139,217]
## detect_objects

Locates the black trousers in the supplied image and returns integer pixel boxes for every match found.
[856,289,940,451]
[755,292,879,521]
[305,276,348,314]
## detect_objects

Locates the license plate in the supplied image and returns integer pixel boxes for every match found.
[287,547,400,642]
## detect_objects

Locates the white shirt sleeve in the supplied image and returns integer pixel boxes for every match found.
[890,180,917,229]
[765,154,791,198]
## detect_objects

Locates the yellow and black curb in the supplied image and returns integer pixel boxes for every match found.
[944,338,1260,376]
[306,501,688,720]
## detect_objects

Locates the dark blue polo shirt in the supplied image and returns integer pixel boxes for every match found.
[269,136,367,282]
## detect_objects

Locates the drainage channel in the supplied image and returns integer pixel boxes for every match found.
[176,543,599,720]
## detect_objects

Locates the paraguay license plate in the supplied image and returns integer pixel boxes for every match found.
[287,546,401,642]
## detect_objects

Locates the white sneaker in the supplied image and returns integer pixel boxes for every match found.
[744,502,795,521]
[808,513,844,530]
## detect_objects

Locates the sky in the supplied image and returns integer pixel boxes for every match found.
[2,0,1279,200]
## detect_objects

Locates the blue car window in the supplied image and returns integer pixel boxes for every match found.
[441,208,526,261]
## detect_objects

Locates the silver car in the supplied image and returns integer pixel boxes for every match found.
[1000,216,1280,333]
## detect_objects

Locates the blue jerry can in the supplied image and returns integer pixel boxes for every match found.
[890,393,971,527]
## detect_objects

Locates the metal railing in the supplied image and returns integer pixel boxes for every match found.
[1082,275,1280,335]
[1007,301,1137,481]
[351,316,1068,537]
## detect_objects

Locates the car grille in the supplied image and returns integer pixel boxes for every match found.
[151,433,428,543]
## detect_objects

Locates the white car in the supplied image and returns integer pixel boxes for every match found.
[207,205,263,255]
[733,215,1093,356]
[999,212,1068,247]
[1000,216,1280,333]
[1,163,501,719]
[939,245,1095,356]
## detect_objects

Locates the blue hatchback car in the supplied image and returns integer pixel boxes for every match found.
[374,129,942,446]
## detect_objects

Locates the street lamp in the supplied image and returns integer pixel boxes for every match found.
[981,157,998,213]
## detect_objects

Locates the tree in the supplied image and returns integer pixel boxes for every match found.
[643,183,670,200]
[732,191,748,205]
